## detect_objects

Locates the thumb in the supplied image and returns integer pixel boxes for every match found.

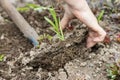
[87,37,96,48]
[93,37,101,42]
[60,13,70,30]
[93,31,106,42]
[60,4,74,30]
[93,36,104,42]
[87,42,96,48]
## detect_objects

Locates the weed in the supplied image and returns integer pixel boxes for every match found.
[17,7,29,12]
[97,10,105,22]
[0,54,4,61]
[107,63,120,80]
[17,3,49,12]
[36,34,53,48]
[44,8,65,41]
[38,33,53,42]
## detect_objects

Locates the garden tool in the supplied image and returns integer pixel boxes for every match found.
[0,0,39,46]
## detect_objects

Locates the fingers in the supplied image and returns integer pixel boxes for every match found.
[60,13,70,30]
[93,36,104,42]
[60,4,74,30]
[87,36,97,48]
[93,31,106,42]
[87,30,106,48]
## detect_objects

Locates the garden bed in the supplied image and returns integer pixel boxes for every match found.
[0,0,120,80]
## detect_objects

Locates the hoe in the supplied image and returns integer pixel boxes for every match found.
[0,0,39,46]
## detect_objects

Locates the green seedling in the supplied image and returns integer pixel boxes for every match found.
[44,8,65,41]
[107,64,119,80]
[97,10,105,22]
[17,3,39,12]
[0,54,4,61]
[38,33,53,42]
[36,34,53,48]
[17,3,49,12]
[46,34,53,41]
[17,7,29,12]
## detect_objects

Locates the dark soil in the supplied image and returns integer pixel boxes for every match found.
[0,0,120,80]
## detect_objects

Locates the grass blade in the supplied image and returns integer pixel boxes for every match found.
[44,17,56,29]
[59,18,64,40]
[97,10,105,22]
[49,8,59,29]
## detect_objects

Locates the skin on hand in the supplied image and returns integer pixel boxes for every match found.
[60,0,106,48]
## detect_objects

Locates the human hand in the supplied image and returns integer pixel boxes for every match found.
[60,0,106,48]
[87,30,106,48]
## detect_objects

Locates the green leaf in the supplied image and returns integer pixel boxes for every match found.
[26,4,40,9]
[17,7,29,12]
[59,18,64,40]
[38,35,44,41]
[0,54,4,61]
[44,7,65,41]
[47,34,53,41]
[49,8,59,29]
[97,10,105,22]
[50,28,60,35]
[44,17,56,28]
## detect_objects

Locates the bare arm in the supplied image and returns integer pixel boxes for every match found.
[64,0,104,32]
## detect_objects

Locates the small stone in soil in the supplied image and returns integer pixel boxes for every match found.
[66,25,74,30]
[80,62,87,67]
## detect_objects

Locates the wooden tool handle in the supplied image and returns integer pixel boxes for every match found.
[0,0,39,45]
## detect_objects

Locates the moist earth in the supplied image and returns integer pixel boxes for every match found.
[0,0,120,80]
